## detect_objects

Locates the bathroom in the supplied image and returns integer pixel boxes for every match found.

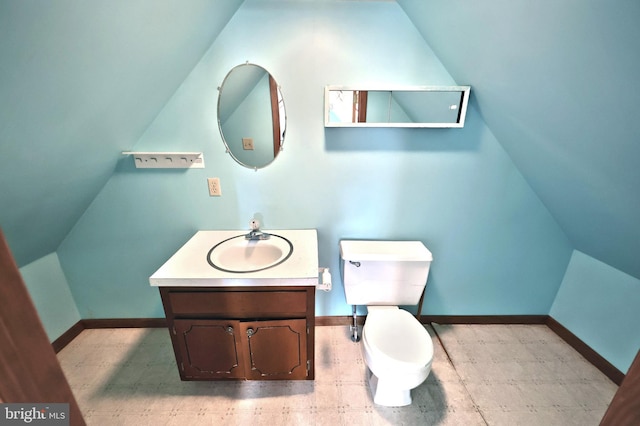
[1,0,640,424]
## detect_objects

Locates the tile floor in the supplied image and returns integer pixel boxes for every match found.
[57,324,618,425]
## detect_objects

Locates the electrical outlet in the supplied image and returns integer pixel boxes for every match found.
[207,177,221,196]
[242,137,254,150]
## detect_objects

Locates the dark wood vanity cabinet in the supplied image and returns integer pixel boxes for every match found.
[159,286,315,381]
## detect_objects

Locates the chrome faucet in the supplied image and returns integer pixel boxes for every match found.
[245,219,270,240]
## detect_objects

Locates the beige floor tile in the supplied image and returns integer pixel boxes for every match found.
[464,381,528,411]
[59,324,618,425]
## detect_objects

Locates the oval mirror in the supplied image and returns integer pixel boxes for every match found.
[217,63,286,169]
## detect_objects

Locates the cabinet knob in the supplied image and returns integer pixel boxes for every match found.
[226,326,233,334]
[246,328,254,337]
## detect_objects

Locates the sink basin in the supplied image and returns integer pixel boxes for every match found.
[149,229,318,287]
[207,234,293,273]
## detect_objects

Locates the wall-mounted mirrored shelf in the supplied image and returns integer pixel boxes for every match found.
[122,152,205,169]
[325,85,470,128]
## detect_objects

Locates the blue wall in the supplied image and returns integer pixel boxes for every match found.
[0,0,243,268]
[398,0,640,281]
[57,1,572,319]
[20,252,80,342]
[551,250,640,373]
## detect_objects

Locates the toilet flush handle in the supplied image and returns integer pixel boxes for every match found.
[349,261,361,267]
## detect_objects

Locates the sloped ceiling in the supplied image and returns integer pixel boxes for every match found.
[0,0,243,266]
[398,0,640,279]
[2,0,639,282]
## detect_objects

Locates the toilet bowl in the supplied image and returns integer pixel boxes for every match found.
[339,239,433,406]
[362,306,433,407]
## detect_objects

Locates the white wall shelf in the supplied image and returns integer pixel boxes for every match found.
[122,152,205,169]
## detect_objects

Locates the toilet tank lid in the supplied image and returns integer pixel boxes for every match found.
[339,240,433,262]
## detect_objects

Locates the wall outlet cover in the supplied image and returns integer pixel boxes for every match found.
[242,138,254,150]
[207,177,221,196]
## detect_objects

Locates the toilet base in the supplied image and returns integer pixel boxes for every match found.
[367,369,412,407]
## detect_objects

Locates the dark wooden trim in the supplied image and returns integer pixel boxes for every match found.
[357,90,368,123]
[82,318,167,329]
[52,321,84,353]
[319,314,548,326]
[52,318,167,353]
[601,349,640,425]
[546,316,624,385]
[315,315,365,326]
[47,314,548,332]
[420,315,623,384]
[421,315,548,324]
[57,316,364,344]
[269,74,281,158]
[51,314,627,387]
[0,229,85,425]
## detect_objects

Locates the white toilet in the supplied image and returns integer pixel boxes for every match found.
[339,240,434,407]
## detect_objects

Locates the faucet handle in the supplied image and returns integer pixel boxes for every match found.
[250,219,260,231]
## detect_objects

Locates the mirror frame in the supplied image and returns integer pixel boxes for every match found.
[217,62,286,170]
[324,85,471,128]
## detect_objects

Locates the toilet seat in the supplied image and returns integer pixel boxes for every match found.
[363,308,433,371]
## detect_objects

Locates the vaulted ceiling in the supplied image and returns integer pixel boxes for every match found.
[1,0,639,281]
[0,0,243,265]
[398,0,640,279]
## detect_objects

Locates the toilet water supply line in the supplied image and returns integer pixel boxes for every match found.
[318,268,332,291]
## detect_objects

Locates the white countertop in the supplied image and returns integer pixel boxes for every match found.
[149,229,319,287]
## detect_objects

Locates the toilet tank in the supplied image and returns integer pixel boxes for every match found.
[339,240,433,306]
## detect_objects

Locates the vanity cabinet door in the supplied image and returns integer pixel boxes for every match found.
[160,286,315,381]
[240,319,308,380]
[174,319,245,379]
